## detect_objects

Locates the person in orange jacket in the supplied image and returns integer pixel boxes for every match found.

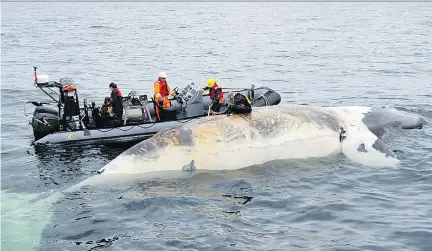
[202,78,224,112]
[154,72,177,120]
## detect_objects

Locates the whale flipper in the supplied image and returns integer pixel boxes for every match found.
[182,160,196,172]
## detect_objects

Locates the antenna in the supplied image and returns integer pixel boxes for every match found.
[18,37,34,70]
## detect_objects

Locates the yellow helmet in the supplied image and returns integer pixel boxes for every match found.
[207,78,216,88]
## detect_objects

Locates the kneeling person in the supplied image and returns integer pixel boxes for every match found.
[226,92,252,116]
[100,97,115,120]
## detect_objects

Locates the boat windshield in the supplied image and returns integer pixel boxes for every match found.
[60,78,75,86]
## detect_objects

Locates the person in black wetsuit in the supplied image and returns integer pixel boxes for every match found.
[109,82,123,121]
[226,92,252,116]
[100,97,115,120]
[91,97,117,128]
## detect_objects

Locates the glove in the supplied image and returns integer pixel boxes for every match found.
[158,98,164,105]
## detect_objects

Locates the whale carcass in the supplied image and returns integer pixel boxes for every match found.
[65,104,425,191]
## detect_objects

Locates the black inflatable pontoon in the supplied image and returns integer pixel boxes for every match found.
[26,67,282,146]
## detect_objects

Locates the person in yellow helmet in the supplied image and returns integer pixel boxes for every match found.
[202,78,224,112]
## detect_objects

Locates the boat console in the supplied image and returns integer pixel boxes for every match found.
[174,82,206,119]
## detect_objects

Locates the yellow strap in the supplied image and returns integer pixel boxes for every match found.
[207,104,212,116]
[240,93,251,105]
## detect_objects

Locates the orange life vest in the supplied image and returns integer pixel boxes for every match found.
[63,85,77,92]
[209,83,223,103]
[158,81,169,97]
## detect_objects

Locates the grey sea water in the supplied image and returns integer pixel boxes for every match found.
[1,2,431,251]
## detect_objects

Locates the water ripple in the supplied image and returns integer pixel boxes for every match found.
[1,2,432,251]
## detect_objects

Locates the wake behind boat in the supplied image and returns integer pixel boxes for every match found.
[26,67,281,146]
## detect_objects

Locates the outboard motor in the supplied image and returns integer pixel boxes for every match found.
[32,112,61,141]
[30,74,61,141]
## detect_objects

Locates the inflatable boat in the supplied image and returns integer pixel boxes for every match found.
[26,67,282,146]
